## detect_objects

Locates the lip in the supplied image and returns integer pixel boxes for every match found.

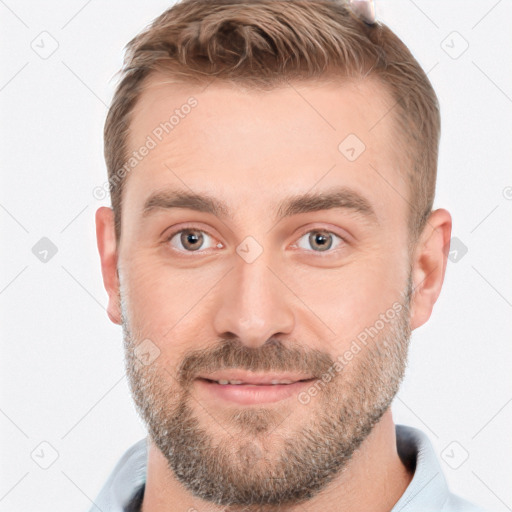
[195,373,317,406]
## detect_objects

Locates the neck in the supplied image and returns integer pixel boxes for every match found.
[141,409,413,512]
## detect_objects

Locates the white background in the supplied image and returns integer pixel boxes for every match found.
[0,1,511,511]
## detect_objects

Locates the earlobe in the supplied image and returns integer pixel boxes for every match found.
[409,208,452,331]
[95,206,122,325]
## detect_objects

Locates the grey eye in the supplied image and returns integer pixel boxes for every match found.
[296,230,342,252]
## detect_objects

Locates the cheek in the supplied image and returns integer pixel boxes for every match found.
[289,253,405,344]
[120,253,171,331]
[121,252,222,336]
[123,262,163,311]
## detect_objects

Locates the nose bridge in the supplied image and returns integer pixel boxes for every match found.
[212,248,295,347]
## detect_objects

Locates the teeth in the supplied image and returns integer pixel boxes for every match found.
[215,379,295,385]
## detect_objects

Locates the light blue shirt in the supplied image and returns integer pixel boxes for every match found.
[87,424,488,512]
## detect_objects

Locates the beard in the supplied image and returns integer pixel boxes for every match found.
[121,275,413,511]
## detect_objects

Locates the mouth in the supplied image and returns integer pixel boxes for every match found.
[198,377,314,385]
[194,372,317,405]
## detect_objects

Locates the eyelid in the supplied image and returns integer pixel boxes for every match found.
[294,224,349,242]
[291,222,352,247]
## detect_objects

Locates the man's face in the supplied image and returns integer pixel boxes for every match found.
[117,74,414,507]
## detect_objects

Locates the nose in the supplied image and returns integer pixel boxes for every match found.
[212,252,295,349]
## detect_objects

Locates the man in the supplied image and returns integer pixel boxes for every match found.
[92,0,487,510]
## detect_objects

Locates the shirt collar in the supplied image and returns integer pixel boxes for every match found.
[91,424,452,512]
[391,424,449,511]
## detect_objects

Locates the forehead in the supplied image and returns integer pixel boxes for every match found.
[123,72,407,229]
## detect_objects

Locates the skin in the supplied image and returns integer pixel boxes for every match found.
[96,72,452,512]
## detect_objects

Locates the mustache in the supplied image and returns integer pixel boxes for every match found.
[177,337,336,386]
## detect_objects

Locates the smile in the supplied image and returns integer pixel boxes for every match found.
[195,376,317,405]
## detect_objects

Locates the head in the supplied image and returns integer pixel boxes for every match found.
[96,0,451,508]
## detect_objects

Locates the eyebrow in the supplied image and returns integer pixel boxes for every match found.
[142,186,378,224]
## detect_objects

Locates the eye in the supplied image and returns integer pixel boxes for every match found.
[165,227,223,253]
[293,229,345,254]
[164,226,346,255]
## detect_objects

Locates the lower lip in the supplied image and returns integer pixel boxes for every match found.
[195,378,316,405]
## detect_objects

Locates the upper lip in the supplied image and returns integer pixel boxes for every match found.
[197,370,315,384]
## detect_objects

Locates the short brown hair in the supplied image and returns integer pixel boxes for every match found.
[104,0,440,246]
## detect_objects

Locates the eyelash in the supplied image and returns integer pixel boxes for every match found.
[163,224,347,257]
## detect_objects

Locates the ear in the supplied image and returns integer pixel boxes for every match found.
[95,206,122,325]
[409,208,452,330]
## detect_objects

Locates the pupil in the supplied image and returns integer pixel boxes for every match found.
[181,230,203,250]
[310,231,332,251]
